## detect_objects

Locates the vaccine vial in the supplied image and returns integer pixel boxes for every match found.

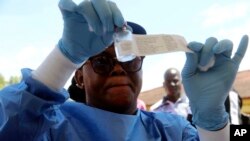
[114,28,136,62]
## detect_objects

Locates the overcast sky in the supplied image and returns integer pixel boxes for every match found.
[1,0,250,91]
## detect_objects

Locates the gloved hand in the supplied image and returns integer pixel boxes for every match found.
[181,35,249,130]
[58,0,125,64]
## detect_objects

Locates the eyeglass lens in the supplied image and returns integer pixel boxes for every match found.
[90,56,143,75]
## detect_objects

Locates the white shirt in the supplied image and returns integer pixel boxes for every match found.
[229,90,241,125]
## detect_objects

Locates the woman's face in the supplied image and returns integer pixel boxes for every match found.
[78,45,143,114]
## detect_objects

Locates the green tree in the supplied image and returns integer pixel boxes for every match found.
[8,76,21,85]
[0,74,6,89]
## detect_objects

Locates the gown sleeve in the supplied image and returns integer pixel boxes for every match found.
[0,68,69,140]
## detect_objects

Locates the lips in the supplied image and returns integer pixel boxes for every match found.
[105,83,132,90]
[104,77,133,91]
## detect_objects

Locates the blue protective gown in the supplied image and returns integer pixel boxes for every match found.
[0,69,199,141]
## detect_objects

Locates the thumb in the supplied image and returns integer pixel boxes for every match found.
[232,35,249,65]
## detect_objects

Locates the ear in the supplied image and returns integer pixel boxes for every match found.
[74,69,85,89]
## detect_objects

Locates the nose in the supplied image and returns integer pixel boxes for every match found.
[170,81,177,86]
[110,62,127,76]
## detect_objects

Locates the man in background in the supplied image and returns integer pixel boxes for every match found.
[150,68,191,119]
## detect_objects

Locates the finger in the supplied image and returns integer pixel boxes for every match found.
[198,56,215,71]
[108,1,125,28]
[58,0,77,12]
[58,0,77,17]
[92,0,114,32]
[77,1,103,35]
[181,41,202,77]
[91,32,114,55]
[232,35,249,64]
[213,39,233,57]
[182,52,199,78]
[187,42,203,52]
[199,37,218,67]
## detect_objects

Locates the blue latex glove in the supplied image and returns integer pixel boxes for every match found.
[58,0,125,64]
[182,35,249,130]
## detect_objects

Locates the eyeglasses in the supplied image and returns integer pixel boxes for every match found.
[86,54,144,75]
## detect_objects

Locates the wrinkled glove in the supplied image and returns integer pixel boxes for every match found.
[58,0,125,64]
[182,35,249,130]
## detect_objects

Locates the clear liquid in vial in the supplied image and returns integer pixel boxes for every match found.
[114,29,136,62]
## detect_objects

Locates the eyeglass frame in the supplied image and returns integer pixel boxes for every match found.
[83,53,145,75]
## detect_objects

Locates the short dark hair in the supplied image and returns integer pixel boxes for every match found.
[68,77,86,103]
